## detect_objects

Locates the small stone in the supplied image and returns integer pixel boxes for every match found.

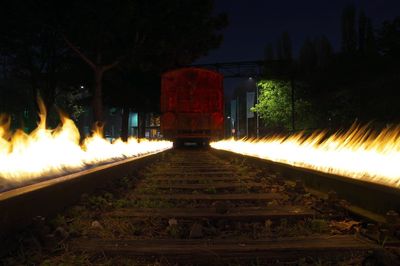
[168,218,178,226]
[91,220,104,230]
[189,223,203,238]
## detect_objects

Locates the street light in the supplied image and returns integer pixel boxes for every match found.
[227,116,236,137]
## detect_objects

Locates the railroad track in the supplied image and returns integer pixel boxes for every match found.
[1,148,400,265]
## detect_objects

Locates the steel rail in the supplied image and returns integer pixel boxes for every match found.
[211,149,400,219]
[0,150,170,237]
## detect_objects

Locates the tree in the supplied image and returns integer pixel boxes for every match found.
[299,38,318,74]
[281,31,292,60]
[358,11,377,55]
[364,18,377,56]
[341,5,357,53]
[100,0,227,138]
[0,0,76,119]
[276,32,292,61]
[276,39,283,60]
[252,80,311,131]
[58,0,227,125]
[378,17,400,59]
[52,0,143,124]
[1,0,227,128]
[358,10,367,53]
[315,36,333,67]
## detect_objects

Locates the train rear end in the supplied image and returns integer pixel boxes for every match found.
[161,68,224,147]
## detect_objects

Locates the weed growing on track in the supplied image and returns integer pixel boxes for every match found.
[205,187,217,194]
[132,199,175,209]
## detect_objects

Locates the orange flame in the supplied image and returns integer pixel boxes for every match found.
[211,124,400,188]
[0,100,172,190]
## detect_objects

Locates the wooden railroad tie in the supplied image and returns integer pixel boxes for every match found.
[106,206,314,220]
[71,235,378,259]
[132,193,285,201]
[149,171,238,176]
[164,164,231,167]
[140,182,265,190]
[148,176,253,182]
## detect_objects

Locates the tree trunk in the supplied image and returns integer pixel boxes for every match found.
[93,68,104,124]
[138,111,146,138]
[62,36,120,128]
[121,105,130,141]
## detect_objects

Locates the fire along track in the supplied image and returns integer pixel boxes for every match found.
[1,148,400,264]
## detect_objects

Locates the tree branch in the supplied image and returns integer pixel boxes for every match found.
[62,34,96,70]
[102,60,120,72]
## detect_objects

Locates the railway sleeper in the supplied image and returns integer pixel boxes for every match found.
[148,171,241,177]
[71,235,379,264]
[139,181,265,190]
[148,175,254,182]
[131,193,286,202]
[105,206,315,221]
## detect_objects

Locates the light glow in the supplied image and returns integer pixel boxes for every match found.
[211,124,400,188]
[0,100,172,191]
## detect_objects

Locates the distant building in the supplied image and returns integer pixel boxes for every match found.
[76,107,161,140]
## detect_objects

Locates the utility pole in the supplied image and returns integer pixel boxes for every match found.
[291,78,295,131]
[236,96,240,138]
[246,104,248,137]
[246,119,248,137]
[256,82,259,138]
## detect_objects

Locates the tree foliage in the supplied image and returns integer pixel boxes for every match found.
[0,0,227,130]
[0,0,81,115]
[341,4,357,53]
[252,80,311,130]
[378,17,400,59]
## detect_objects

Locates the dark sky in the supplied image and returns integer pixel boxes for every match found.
[195,0,400,64]
[194,0,400,97]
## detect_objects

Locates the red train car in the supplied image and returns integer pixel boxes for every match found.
[161,68,224,147]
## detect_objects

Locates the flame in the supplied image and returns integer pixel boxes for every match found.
[0,100,172,190]
[211,124,400,188]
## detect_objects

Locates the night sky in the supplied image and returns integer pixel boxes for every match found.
[196,0,400,64]
[194,0,400,97]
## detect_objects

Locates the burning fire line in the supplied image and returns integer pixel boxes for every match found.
[0,100,172,191]
[211,124,400,189]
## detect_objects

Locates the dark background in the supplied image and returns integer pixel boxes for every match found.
[197,0,400,63]
[1,0,400,137]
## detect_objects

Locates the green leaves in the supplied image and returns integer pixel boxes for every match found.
[252,80,292,129]
[252,80,313,130]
